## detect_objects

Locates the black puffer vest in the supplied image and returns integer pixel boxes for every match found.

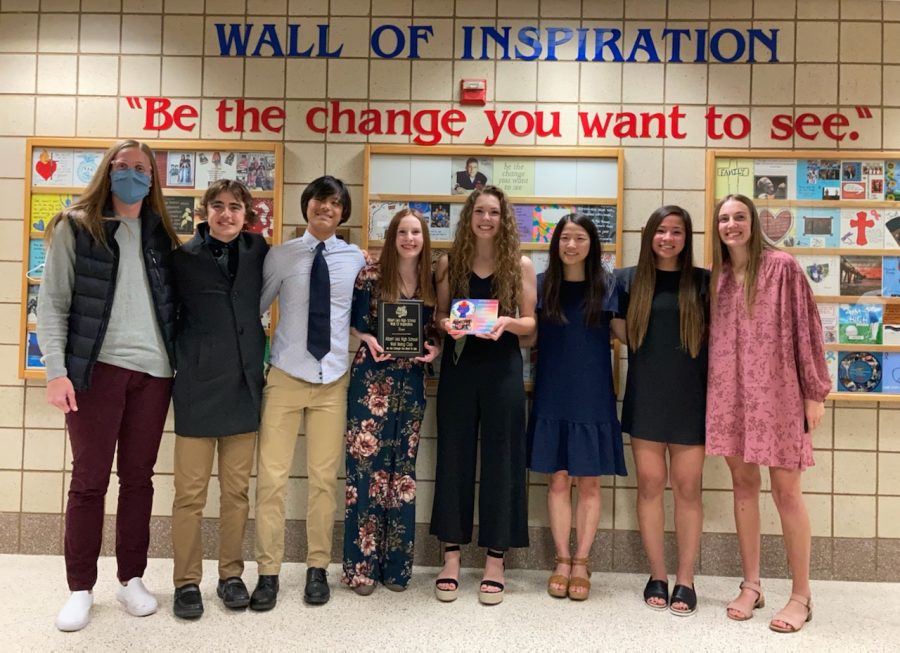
[66,206,176,390]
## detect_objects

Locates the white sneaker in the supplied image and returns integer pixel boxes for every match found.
[55,591,93,632]
[116,577,158,617]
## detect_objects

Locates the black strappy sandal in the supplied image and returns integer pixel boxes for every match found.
[434,544,461,602]
[478,549,505,605]
[643,576,669,610]
[669,584,697,617]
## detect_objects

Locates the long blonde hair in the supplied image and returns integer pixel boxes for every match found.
[446,186,522,316]
[710,193,772,312]
[378,208,436,306]
[45,139,177,249]
[626,206,706,357]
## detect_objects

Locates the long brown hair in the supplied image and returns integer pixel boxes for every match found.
[711,194,772,313]
[45,139,177,250]
[446,185,522,316]
[542,213,609,327]
[378,208,436,306]
[626,205,706,357]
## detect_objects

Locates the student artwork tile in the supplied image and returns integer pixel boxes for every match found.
[32,149,74,186]
[759,206,795,246]
[838,351,882,393]
[840,209,884,249]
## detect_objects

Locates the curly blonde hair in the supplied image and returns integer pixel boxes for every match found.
[447,186,523,316]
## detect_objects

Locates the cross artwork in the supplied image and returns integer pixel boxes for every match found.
[849,210,875,246]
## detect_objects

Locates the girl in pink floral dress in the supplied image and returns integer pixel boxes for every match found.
[707,194,831,634]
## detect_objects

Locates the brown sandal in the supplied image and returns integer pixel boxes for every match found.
[769,594,813,633]
[567,557,591,601]
[726,580,765,621]
[547,556,571,598]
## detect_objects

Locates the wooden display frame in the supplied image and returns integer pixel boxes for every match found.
[364,144,625,393]
[19,138,284,381]
[705,149,900,402]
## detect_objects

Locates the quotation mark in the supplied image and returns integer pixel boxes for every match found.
[855,106,873,119]
[125,97,143,109]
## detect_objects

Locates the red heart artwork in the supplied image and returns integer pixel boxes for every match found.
[35,158,57,181]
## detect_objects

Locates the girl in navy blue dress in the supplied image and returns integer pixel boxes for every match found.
[527,213,626,601]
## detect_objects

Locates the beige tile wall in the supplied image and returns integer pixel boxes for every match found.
[0,0,898,548]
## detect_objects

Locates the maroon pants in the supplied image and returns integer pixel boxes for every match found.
[64,362,172,591]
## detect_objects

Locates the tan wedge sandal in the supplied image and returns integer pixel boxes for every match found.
[726,580,765,621]
[547,556,571,598]
[567,558,591,601]
[769,594,812,633]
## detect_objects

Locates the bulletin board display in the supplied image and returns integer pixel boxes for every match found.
[364,144,625,390]
[19,138,284,381]
[706,150,900,401]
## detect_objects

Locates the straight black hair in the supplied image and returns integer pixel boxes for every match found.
[300,175,351,224]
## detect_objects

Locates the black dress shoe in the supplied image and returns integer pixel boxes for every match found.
[249,575,279,612]
[217,576,250,610]
[173,584,203,619]
[304,567,330,605]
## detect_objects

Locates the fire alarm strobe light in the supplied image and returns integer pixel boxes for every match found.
[460,79,487,105]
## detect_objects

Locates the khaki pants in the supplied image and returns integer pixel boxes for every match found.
[172,432,256,588]
[254,366,350,574]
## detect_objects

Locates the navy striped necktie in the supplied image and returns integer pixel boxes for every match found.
[307,241,330,360]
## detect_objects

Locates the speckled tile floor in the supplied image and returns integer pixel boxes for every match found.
[3,554,899,652]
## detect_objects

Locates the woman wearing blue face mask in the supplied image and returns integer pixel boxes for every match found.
[38,140,180,632]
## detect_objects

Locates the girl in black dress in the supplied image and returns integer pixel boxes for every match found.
[611,206,709,616]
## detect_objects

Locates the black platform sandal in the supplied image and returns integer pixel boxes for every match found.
[478,549,505,605]
[434,544,461,602]
[669,584,697,617]
[643,576,669,610]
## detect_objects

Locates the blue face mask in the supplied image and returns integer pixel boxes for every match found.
[110,168,151,205]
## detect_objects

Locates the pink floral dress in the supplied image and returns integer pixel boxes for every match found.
[706,249,831,470]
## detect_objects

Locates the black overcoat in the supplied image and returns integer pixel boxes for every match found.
[170,224,268,436]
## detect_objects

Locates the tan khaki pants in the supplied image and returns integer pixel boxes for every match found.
[172,432,256,587]
[254,366,349,573]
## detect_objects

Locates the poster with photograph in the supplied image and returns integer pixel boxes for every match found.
[25,331,44,370]
[494,158,534,196]
[427,202,452,241]
[714,158,753,198]
[578,205,617,244]
[451,156,492,194]
[166,152,195,187]
[369,201,407,241]
[818,303,837,344]
[840,209,884,249]
[884,257,900,297]
[73,150,105,186]
[883,352,900,394]
[248,198,275,238]
[885,305,900,346]
[195,151,237,187]
[32,148,74,186]
[753,159,794,200]
[30,194,75,234]
[794,208,839,248]
[532,204,577,243]
[164,196,196,235]
[862,160,885,200]
[884,210,900,249]
[886,160,900,200]
[237,152,275,191]
[825,350,839,392]
[26,285,39,324]
[838,351,882,392]
[759,207,795,246]
[796,159,841,200]
[841,161,866,199]
[839,303,882,345]
[796,255,840,296]
[840,255,882,296]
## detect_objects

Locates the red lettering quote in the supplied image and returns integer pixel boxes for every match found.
[124,97,873,145]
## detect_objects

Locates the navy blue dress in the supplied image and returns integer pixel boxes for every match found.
[527,275,627,477]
